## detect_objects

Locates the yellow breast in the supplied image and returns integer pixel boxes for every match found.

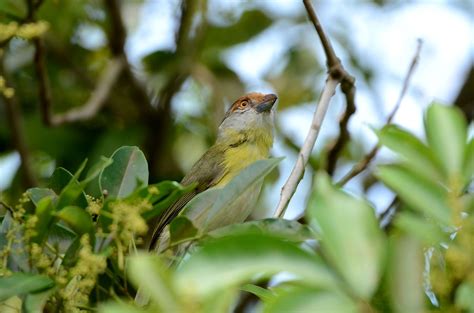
[217,128,273,186]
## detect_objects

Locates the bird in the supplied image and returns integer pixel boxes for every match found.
[145,92,277,252]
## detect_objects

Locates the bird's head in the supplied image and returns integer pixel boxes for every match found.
[217,93,277,143]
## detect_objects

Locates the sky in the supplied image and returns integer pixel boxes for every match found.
[1,0,473,217]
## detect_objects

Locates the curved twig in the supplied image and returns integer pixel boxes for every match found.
[337,39,423,186]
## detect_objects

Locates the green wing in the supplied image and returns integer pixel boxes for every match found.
[146,144,227,250]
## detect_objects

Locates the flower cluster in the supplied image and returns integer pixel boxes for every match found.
[0,21,49,42]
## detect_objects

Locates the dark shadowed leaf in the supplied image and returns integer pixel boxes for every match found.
[307,172,385,300]
[99,146,149,199]
[53,163,89,211]
[56,205,93,237]
[169,216,199,245]
[32,197,55,244]
[0,273,54,301]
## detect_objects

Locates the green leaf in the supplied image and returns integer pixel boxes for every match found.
[52,166,89,210]
[455,281,474,312]
[388,235,424,313]
[175,233,337,299]
[128,254,182,312]
[98,302,152,313]
[425,104,467,179]
[463,137,474,187]
[83,156,114,197]
[181,158,282,232]
[263,288,358,313]
[377,164,452,225]
[26,188,57,206]
[62,236,81,267]
[23,288,54,313]
[169,216,199,245]
[142,183,195,220]
[203,10,273,49]
[208,218,314,243]
[99,146,149,199]
[0,273,54,301]
[56,206,94,237]
[307,172,385,300]
[377,125,442,182]
[241,284,274,302]
[394,211,446,245]
[32,197,55,244]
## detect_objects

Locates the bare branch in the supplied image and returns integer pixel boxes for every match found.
[0,64,38,187]
[274,0,355,217]
[50,57,125,125]
[337,39,423,186]
[275,78,339,218]
[303,0,357,176]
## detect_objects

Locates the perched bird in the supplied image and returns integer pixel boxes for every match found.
[146,92,277,251]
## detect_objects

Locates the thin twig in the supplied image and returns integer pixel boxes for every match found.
[274,0,354,217]
[337,39,423,186]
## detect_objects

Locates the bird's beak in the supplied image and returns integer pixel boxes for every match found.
[256,94,277,113]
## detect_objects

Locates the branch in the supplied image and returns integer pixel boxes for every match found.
[0,65,38,187]
[275,79,339,218]
[274,0,354,217]
[337,39,423,186]
[30,0,127,127]
[50,57,125,125]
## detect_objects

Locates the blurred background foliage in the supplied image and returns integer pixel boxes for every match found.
[0,0,472,222]
[0,0,473,312]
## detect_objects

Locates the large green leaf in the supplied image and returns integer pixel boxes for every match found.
[208,218,314,243]
[455,281,474,312]
[99,146,149,199]
[26,188,57,206]
[180,158,282,233]
[463,137,474,187]
[377,164,452,225]
[307,172,385,300]
[53,164,89,211]
[0,273,54,301]
[388,235,424,313]
[425,104,467,179]
[394,211,446,245]
[128,254,182,313]
[175,233,337,299]
[203,10,273,50]
[56,205,94,237]
[32,197,55,244]
[263,288,358,313]
[377,125,442,182]
[23,288,54,313]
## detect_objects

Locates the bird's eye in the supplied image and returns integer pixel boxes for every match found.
[240,100,248,108]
